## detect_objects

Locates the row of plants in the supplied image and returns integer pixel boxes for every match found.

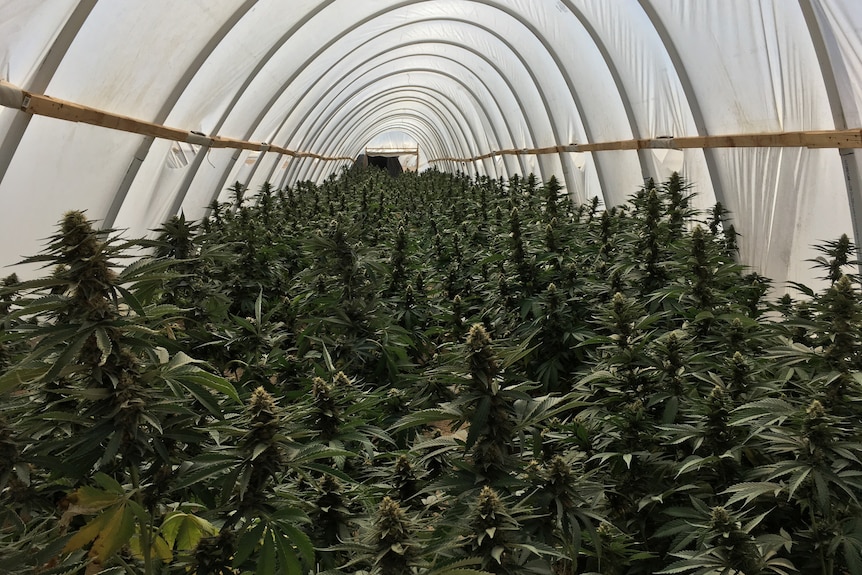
[1,166,861,574]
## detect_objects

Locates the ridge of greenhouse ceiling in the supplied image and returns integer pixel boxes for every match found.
[273,17,553,134]
[176,1,594,200]
[209,3,642,207]
[249,1,667,190]
[219,0,685,208]
[320,89,478,161]
[282,101,459,184]
[286,102,471,185]
[289,72,491,153]
[296,118,441,184]
[293,71,506,161]
[268,44,540,177]
[338,69,515,161]
[270,46,534,155]
[265,28,573,188]
[240,14,565,163]
[307,104,469,179]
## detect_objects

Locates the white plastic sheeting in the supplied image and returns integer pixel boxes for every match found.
[0,0,861,290]
[365,131,420,172]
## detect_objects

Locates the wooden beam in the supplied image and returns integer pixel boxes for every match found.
[0,81,354,162]
[4,81,862,165]
[365,147,420,155]
[429,129,862,163]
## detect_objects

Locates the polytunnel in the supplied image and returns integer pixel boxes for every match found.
[0,0,861,287]
[8,3,862,574]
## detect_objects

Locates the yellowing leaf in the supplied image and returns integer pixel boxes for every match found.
[152,535,174,562]
[90,502,136,562]
[161,512,216,551]
[63,501,136,565]
[61,486,123,524]
[63,509,112,554]
[129,533,174,563]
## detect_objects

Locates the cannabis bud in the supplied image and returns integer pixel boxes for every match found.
[709,506,739,537]
[333,371,352,388]
[466,323,492,351]
[312,376,331,399]
[249,386,277,418]
[806,399,825,420]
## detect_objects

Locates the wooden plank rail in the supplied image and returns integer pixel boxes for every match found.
[2,81,861,166]
[428,129,862,163]
[0,80,354,162]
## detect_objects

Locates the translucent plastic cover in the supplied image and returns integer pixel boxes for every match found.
[0,0,860,288]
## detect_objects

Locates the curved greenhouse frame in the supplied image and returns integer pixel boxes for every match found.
[1,0,861,287]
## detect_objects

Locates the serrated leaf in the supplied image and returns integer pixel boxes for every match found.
[94,327,112,366]
[62,486,123,520]
[155,346,170,364]
[152,535,173,562]
[62,502,135,563]
[741,509,771,533]
[425,556,487,575]
[114,285,146,316]
[234,521,266,567]
[165,351,200,370]
[161,512,215,551]
[42,330,90,382]
[576,370,614,386]
[721,482,782,507]
[675,455,712,478]
[2,294,67,320]
[0,366,50,394]
[160,513,183,549]
[321,341,335,373]
[13,463,30,486]
[62,508,111,553]
[391,409,459,432]
[92,472,124,495]
[117,256,166,281]
[254,288,263,325]
[180,380,225,419]
[273,529,303,575]
[786,467,812,499]
[257,530,276,575]
[281,523,315,567]
[251,442,271,461]
[90,503,135,561]
[143,304,187,319]
[180,371,241,404]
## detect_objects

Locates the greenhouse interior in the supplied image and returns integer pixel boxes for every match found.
[2,2,862,574]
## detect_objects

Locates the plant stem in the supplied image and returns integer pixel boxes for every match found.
[810,504,829,575]
[130,465,153,575]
